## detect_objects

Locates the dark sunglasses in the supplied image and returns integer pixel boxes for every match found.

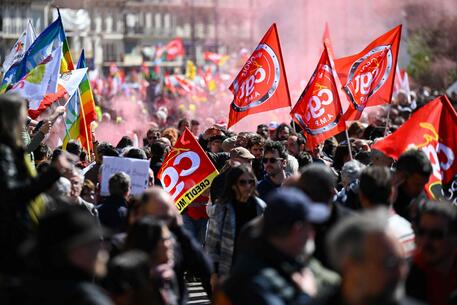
[237,179,256,186]
[416,227,447,240]
[262,157,282,164]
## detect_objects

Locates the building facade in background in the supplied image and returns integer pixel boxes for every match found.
[0,0,256,72]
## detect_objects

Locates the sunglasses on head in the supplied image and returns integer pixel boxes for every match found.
[416,227,447,240]
[237,179,256,186]
[262,157,282,164]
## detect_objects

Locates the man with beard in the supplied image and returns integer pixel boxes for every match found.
[406,201,457,305]
[257,141,288,201]
[312,208,422,305]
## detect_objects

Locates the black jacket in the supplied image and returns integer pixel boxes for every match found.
[97,195,128,233]
[15,265,114,305]
[170,223,213,303]
[0,142,60,274]
[224,237,311,305]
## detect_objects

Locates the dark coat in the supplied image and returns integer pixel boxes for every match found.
[223,237,311,305]
[15,265,114,305]
[96,195,128,233]
[170,223,214,304]
[0,142,60,274]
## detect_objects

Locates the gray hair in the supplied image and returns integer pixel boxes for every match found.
[327,207,389,271]
[109,172,131,197]
[341,160,365,185]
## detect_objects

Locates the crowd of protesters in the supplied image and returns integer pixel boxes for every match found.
[0,83,457,305]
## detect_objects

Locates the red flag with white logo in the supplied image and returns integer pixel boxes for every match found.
[157,38,185,61]
[291,43,346,149]
[373,96,457,199]
[158,128,219,213]
[335,25,402,120]
[228,23,291,129]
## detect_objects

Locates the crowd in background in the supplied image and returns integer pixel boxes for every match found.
[0,80,456,305]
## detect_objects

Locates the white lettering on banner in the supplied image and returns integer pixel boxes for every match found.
[421,144,442,180]
[100,156,150,196]
[238,68,266,100]
[420,142,455,181]
[161,151,200,200]
[437,143,455,171]
[354,72,374,96]
[305,88,334,121]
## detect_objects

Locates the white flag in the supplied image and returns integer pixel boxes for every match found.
[8,46,62,109]
[2,20,36,72]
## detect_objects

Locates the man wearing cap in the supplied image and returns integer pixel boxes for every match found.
[209,147,255,205]
[222,188,337,305]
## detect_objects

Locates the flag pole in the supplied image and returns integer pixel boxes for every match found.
[344,128,353,160]
[384,105,391,137]
[78,89,92,162]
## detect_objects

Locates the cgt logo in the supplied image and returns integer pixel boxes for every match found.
[344,45,393,111]
[407,123,455,198]
[231,43,280,112]
[160,149,200,201]
[294,64,342,135]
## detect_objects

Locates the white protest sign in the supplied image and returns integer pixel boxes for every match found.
[100,156,150,196]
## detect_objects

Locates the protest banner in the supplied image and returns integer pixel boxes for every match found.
[335,25,402,120]
[158,128,219,213]
[291,43,346,150]
[373,95,457,200]
[100,156,150,196]
[228,23,291,129]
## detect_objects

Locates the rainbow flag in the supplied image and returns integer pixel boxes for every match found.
[1,13,73,90]
[62,50,96,153]
[58,9,74,72]
[62,90,81,149]
[77,50,96,153]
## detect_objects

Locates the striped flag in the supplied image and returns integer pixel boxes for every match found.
[8,46,62,109]
[1,14,72,91]
[28,68,88,119]
[77,50,96,153]
[62,90,81,149]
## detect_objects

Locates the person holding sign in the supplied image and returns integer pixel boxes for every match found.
[206,165,266,285]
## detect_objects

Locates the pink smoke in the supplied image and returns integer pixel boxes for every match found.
[95,95,150,146]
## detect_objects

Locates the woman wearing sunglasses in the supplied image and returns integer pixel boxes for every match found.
[205,165,266,287]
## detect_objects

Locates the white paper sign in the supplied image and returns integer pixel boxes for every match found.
[100,156,150,196]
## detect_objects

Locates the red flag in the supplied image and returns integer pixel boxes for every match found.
[228,23,291,129]
[335,25,402,120]
[158,128,219,213]
[291,43,346,149]
[373,96,457,199]
[322,22,334,56]
[157,38,185,61]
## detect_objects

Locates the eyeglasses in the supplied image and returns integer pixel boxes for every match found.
[262,157,282,164]
[416,227,447,240]
[237,179,256,186]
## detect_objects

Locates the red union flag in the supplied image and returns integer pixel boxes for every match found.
[157,38,185,61]
[291,43,346,149]
[373,96,457,199]
[228,23,291,129]
[335,25,402,120]
[158,128,219,213]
